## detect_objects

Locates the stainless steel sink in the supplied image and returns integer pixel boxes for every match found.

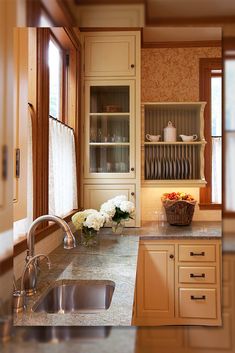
[14,327,112,343]
[32,280,115,314]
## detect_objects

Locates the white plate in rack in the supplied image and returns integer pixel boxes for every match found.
[158,159,161,179]
[146,159,150,179]
[154,159,158,179]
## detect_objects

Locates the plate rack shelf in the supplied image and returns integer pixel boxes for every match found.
[141,102,207,187]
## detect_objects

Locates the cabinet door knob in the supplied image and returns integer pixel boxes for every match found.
[131,167,135,171]
[131,64,135,68]
[169,254,174,259]
[131,192,135,196]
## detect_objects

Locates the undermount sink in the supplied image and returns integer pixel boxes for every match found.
[14,327,112,343]
[32,279,115,314]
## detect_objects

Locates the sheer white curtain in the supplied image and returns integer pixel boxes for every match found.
[211,137,222,204]
[225,132,235,211]
[49,118,78,217]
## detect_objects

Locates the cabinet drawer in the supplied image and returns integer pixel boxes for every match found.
[179,266,216,284]
[179,245,216,262]
[179,288,217,319]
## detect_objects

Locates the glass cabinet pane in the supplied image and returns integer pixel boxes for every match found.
[90,86,130,113]
[90,146,130,173]
[90,115,130,143]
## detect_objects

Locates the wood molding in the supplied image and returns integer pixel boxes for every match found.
[199,58,222,207]
[41,0,76,26]
[79,27,142,32]
[75,0,145,3]
[199,203,222,210]
[142,40,222,49]
[0,256,13,276]
[34,29,50,226]
[146,16,235,27]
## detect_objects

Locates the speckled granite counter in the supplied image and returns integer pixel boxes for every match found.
[14,234,139,326]
[13,221,221,327]
[104,221,222,239]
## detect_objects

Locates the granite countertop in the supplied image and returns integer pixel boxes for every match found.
[14,234,139,326]
[14,221,221,327]
[104,221,222,240]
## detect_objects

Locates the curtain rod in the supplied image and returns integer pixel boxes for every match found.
[28,103,74,132]
[28,102,74,133]
[49,115,74,131]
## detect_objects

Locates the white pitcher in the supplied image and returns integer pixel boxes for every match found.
[164,121,176,142]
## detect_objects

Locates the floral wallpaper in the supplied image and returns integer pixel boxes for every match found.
[141,47,221,102]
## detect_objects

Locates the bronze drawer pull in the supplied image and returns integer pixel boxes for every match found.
[191,295,206,300]
[190,251,205,256]
[190,273,205,278]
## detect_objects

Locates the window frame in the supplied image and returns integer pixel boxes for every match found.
[223,38,235,218]
[14,28,82,255]
[199,57,222,210]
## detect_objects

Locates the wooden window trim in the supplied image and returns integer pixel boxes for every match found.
[223,38,235,218]
[20,28,82,258]
[199,57,222,211]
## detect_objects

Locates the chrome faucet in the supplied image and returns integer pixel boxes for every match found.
[23,215,76,295]
[13,254,51,311]
[27,215,76,258]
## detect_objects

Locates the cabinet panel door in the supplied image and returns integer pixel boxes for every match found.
[85,35,136,77]
[136,244,175,318]
[84,80,136,179]
[83,184,136,226]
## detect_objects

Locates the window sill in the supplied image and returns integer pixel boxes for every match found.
[199,203,222,210]
[13,209,80,257]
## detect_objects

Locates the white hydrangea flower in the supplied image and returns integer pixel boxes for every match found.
[100,201,116,222]
[72,209,100,230]
[83,211,105,231]
[120,200,135,215]
[111,195,127,207]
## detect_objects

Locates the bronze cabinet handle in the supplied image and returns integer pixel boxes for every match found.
[190,251,205,256]
[190,273,205,278]
[131,192,135,196]
[169,254,174,259]
[131,64,135,68]
[190,295,206,300]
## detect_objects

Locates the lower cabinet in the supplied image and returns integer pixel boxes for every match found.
[133,239,222,326]
[83,183,138,226]
[135,253,234,353]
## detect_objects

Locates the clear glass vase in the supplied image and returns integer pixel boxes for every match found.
[81,228,99,247]
[112,220,125,235]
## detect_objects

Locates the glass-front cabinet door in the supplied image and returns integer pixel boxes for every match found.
[84,80,135,178]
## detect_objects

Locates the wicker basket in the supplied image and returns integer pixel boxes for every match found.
[162,200,196,226]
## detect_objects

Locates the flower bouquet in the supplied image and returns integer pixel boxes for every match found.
[100,195,135,234]
[72,209,105,246]
[161,192,196,226]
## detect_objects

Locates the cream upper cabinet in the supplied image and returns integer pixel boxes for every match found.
[82,30,141,226]
[84,33,136,77]
[135,243,175,321]
[84,79,136,179]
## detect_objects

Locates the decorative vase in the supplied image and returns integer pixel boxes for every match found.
[112,220,125,235]
[81,228,99,247]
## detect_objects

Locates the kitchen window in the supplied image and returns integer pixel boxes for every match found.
[14,28,81,254]
[48,38,63,120]
[224,42,235,215]
[199,58,222,210]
